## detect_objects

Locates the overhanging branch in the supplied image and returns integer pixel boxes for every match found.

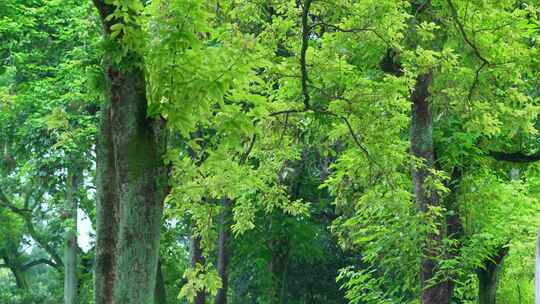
[22,258,58,271]
[489,151,540,163]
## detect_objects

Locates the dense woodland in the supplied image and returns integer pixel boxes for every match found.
[1,0,540,303]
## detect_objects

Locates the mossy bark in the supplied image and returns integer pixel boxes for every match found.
[410,72,451,304]
[92,2,167,303]
[94,65,166,304]
[95,97,119,304]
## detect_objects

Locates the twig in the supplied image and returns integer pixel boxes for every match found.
[239,134,257,165]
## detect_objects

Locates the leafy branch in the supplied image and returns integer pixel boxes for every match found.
[446,0,490,101]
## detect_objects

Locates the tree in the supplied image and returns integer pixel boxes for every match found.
[91,1,167,303]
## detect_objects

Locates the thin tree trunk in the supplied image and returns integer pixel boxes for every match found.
[92,2,168,303]
[535,230,540,304]
[477,246,508,304]
[190,234,206,304]
[64,167,80,304]
[215,198,231,304]
[154,259,167,304]
[410,72,451,304]
[445,168,464,302]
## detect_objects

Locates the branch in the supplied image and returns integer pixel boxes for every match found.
[468,61,487,101]
[447,0,490,100]
[447,0,490,65]
[489,151,540,163]
[310,22,390,45]
[340,116,370,158]
[0,188,32,214]
[239,134,257,165]
[269,108,305,117]
[22,258,58,271]
[300,0,313,109]
[24,220,63,269]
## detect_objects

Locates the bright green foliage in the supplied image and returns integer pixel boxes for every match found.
[0,0,99,302]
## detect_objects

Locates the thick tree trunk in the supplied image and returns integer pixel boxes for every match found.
[215,198,232,304]
[93,2,167,304]
[190,234,206,304]
[11,265,28,290]
[64,168,80,304]
[3,254,28,289]
[94,68,166,304]
[410,72,451,304]
[477,246,508,304]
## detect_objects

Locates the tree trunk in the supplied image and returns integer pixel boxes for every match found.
[3,254,28,289]
[154,259,167,304]
[92,2,168,304]
[64,167,80,304]
[215,198,232,304]
[477,246,508,304]
[535,230,540,304]
[11,265,28,290]
[410,72,451,304]
[190,234,206,304]
[445,168,464,302]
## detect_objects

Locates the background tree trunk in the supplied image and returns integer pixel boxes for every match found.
[477,246,508,304]
[64,167,80,304]
[535,230,540,304]
[215,198,231,304]
[154,259,167,304]
[190,234,206,304]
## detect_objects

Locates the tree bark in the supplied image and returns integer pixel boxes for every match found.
[410,72,451,304]
[64,167,80,304]
[190,234,206,304]
[94,96,118,304]
[477,246,508,304]
[215,198,232,304]
[92,2,168,304]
